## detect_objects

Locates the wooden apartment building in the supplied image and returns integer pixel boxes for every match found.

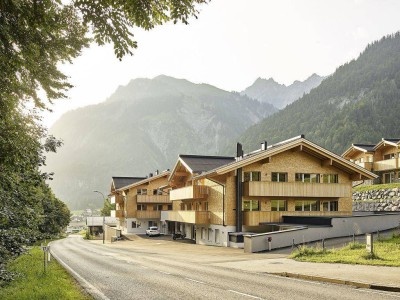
[162,136,376,247]
[110,171,172,234]
[342,138,400,184]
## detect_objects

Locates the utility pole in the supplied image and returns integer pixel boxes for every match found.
[94,190,106,244]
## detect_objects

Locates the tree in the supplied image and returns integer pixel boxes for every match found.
[100,200,115,217]
[0,0,208,283]
[0,0,208,110]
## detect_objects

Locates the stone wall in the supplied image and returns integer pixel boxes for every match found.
[353,188,400,211]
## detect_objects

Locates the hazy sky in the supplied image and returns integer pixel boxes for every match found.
[42,0,400,127]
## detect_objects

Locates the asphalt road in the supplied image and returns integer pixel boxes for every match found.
[51,235,399,300]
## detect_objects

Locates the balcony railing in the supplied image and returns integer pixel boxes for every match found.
[243,211,351,226]
[170,185,208,201]
[136,210,161,219]
[136,195,171,204]
[243,182,351,198]
[161,211,210,224]
[355,161,373,171]
[374,158,397,171]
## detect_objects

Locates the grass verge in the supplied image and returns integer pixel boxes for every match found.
[290,234,400,267]
[0,246,92,300]
[353,182,400,193]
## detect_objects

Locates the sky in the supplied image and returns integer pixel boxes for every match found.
[42,0,400,127]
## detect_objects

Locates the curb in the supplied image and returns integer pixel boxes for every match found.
[271,272,400,293]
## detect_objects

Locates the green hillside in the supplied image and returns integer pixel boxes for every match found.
[45,75,277,209]
[237,33,400,155]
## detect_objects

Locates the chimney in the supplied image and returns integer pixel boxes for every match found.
[149,173,153,178]
[155,170,159,175]
[236,142,243,158]
[261,141,267,150]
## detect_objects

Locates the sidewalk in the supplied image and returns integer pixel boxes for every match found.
[211,257,400,292]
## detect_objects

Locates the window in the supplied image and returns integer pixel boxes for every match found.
[131,221,137,228]
[243,200,259,211]
[152,189,163,195]
[195,202,200,211]
[204,202,208,211]
[186,203,192,210]
[322,201,338,211]
[295,173,320,183]
[322,174,338,183]
[384,153,396,160]
[137,204,147,211]
[167,204,173,211]
[154,204,163,211]
[271,173,287,182]
[243,171,261,182]
[271,200,287,211]
[137,189,147,195]
[295,200,319,211]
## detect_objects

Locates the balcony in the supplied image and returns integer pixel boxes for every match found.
[115,196,124,204]
[170,185,208,201]
[115,210,125,218]
[161,211,210,224]
[243,211,351,226]
[374,158,397,171]
[136,210,161,219]
[355,161,373,171]
[243,182,351,198]
[136,195,171,204]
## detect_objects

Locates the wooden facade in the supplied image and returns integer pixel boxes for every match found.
[342,139,400,183]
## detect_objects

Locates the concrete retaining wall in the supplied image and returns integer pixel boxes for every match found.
[244,213,400,253]
[104,224,121,242]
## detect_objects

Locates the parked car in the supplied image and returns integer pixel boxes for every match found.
[146,226,160,237]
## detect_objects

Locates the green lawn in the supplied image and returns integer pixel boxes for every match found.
[0,246,92,300]
[353,182,400,193]
[291,234,400,267]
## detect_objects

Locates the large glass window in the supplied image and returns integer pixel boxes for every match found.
[137,189,147,195]
[271,200,287,211]
[322,201,338,211]
[295,173,320,183]
[137,204,147,211]
[295,200,319,211]
[243,171,261,182]
[154,204,163,211]
[271,172,287,182]
[243,200,259,211]
[322,174,338,183]
[384,153,396,160]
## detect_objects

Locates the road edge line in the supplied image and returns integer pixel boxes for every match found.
[49,243,111,300]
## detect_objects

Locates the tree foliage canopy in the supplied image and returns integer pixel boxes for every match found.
[0,0,207,283]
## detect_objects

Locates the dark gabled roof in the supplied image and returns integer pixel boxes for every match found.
[383,138,400,144]
[112,177,146,190]
[353,144,375,152]
[179,155,235,174]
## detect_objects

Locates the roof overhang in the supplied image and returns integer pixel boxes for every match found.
[116,171,170,192]
[168,156,193,182]
[196,138,377,180]
[374,139,399,151]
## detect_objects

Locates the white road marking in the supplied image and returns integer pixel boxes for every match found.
[228,290,264,299]
[185,277,206,284]
[50,248,111,300]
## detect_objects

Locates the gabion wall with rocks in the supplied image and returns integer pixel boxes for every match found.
[353,188,400,211]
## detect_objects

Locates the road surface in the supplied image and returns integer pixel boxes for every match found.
[51,235,399,300]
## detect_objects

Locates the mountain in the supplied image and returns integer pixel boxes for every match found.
[45,75,277,209]
[236,33,400,155]
[241,73,324,109]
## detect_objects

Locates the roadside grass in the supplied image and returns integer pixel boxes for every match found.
[290,234,400,267]
[0,246,92,300]
[353,182,400,193]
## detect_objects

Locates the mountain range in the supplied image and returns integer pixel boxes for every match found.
[237,33,400,155]
[46,76,280,209]
[241,73,324,109]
